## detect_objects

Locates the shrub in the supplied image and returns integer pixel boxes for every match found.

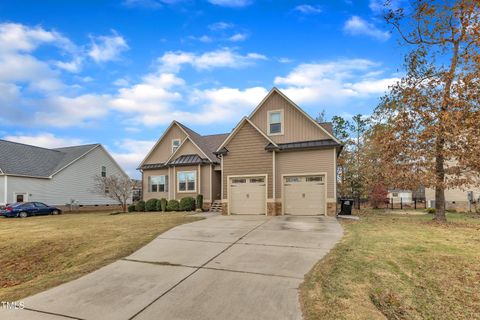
[127,204,136,212]
[160,198,168,212]
[135,200,146,212]
[146,198,159,211]
[155,199,162,211]
[425,207,436,214]
[166,200,180,211]
[180,197,196,211]
[369,183,388,209]
[196,194,204,211]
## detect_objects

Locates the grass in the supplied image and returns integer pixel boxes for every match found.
[0,211,202,301]
[300,211,480,320]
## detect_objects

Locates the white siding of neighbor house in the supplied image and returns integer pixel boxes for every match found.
[425,187,480,203]
[0,176,5,204]
[5,146,130,206]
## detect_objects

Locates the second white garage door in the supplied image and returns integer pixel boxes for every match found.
[283,175,325,215]
[230,176,266,215]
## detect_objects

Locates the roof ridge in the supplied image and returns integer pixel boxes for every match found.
[200,133,229,137]
[0,139,62,153]
[53,143,100,150]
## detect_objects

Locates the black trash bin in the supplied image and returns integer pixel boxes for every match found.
[338,199,354,215]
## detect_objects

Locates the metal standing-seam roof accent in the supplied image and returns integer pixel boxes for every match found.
[0,140,99,178]
[265,139,342,151]
[169,154,210,166]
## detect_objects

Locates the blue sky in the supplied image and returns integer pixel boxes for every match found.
[0,0,405,177]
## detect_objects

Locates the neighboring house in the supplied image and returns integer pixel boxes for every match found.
[425,186,480,211]
[0,140,130,209]
[139,88,342,216]
[387,189,413,202]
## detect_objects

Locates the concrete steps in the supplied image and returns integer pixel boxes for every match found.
[210,200,223,212]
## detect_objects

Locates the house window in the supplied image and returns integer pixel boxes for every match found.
[268,110,283,135]
[101,166,106,177]
[149,175,168,192]
[172,139,181,153]
[177,171,196,192]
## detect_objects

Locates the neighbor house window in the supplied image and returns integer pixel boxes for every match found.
[172,139,181,153]
[101,166,106,177]
[177,171,196,192]
[149,175,168,192]
[268,110,283,135]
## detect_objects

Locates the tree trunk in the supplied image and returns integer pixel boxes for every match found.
[434,138,447,222]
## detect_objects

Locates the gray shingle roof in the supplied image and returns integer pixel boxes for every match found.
[0,140,99,178]
[176,122,228,161]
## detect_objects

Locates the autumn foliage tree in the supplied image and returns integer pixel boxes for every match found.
[374,0,480,222]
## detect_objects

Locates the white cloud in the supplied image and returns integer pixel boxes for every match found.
[209,22,234,31]
[295,4,322,14]
[35,94,111,127]
[110,139,156,177]
[158,48,267,72]
[0,23,75,54]
[88,31,129,63]
[274,59,399,105]
[3,133,86,148]
[228,33,248,42]
[113,77,130,86]
[344,16,390,40]
[277,57,294,63]
[208,0,252,8]
[369,0,406,15]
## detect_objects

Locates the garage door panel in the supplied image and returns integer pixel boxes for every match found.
[284,175,325,215]
[230,176,266,215]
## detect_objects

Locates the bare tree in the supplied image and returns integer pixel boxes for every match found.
[93,174,134,212]
[375,0,480,222]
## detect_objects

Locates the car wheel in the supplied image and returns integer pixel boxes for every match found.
[52,210,59,215]
[18,211,28,218]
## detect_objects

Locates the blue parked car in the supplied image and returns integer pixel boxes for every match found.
[1,202,62,218]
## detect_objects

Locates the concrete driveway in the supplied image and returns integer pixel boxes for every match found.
[1,215,343,320]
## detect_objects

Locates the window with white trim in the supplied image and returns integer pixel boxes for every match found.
[268,110,283,135]
[177,171,196,192]
[172,139,181,153]
[149,175,168,192]
[101,166,106,177]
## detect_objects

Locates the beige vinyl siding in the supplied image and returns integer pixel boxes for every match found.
[276,148,336,199]
[144,125,187,164]
[249,91,329,144]
[201,164,211,200]
[425,186,480,202]
[171,140,203,161]
[143,168,169,201]
[174,165,199,199]
[222,121,273,199]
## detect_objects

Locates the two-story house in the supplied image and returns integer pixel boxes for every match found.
[139,88,342,215]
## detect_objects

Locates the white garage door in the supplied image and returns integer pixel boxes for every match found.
[230,176,266,215]
[284,175,325,215]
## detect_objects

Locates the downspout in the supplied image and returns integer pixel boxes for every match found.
[4,175,7,205]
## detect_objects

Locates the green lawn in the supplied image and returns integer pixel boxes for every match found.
[300,211,480,320]
[0,212,202,301]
